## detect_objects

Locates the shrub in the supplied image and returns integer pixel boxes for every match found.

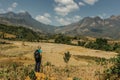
[103,44,113,51]
[63,51,71,63]
[113,43,120,51]
[104,53,120,80]
[78,41,86,46]
[55,34,71,44]
[73,77,82,80]
[44,61,52,66]
[29,70,36,80]
[84,38,113,51]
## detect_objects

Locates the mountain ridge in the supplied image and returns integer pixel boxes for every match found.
[0,12,56,33]
[56,15,120,39]
[0,12,120,39]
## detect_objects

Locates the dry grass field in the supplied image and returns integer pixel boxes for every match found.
[0,40,118,80]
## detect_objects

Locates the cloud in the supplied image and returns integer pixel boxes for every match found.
[35,13,52,24]
[55,15,81,25]
[79,2,85,6]
[55,16,70,25]
[0,2,18,13]
[73,15,81,21]
[98,13,108,19]
[44,13,51,18]
[7,2,18,12]
[83,0,98,5]
[0,9,5,13]
[19,10,26,13]
[54,0,79,16]
[7,7,13,12]
[12,2,18,8]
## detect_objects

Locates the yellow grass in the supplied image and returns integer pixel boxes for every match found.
[0,41,118,80]
[0,41,117,65]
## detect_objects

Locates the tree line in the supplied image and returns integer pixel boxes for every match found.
[0,24,41,41]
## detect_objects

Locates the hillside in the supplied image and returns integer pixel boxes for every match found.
[0,12,56,33]
[0,24,41,41]
[55,15,120,39]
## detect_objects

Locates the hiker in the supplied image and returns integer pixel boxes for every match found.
[34,46,42,72]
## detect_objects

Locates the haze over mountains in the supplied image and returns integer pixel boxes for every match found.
[0,12,120,39]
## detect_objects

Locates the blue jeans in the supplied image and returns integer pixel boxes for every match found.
[35,61,41,72]
[35,55,42,72]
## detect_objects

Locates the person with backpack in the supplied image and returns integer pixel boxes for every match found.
[34,46,42,72]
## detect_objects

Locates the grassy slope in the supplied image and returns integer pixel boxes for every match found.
[0,41,118,79]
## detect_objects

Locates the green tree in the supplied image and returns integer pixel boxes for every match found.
[78,41,86,46]
[55,34,71,44]
[96,38,108,45]
[26,32,36,41]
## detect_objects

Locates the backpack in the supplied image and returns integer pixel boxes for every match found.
[34,50,40,61]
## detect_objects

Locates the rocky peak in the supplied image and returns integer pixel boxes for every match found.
[18,11,32,18]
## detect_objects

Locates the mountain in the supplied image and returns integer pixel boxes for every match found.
[55,15,120,39]
[0,12,55,33]
[0,12,120,39]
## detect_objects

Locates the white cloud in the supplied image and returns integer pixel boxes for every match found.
[19,10,26,13]
[98,13,107,19]
[54,0,79,16]
[73,15,81,21]
[0,2,18,13]
[12,2,18,8]
[7,7,13,12]
[7,2,18,12]
[79,2,85,6]
[55,16,70,25]
[0,9,5,13]
[55,15,81,25]
[83,0,98,5]
[44,13,51,18]
[35,13,52,24]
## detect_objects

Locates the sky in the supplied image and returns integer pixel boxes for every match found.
[0,0,120,26]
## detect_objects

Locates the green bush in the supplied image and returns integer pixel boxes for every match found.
[103,44,113,51]
[78,41,86,46]
[115,48,120,53]
[55,34,71,44]
[104,53,120,80]
[113,43,120,51]
[84,38,114,51]
[29,70,36,80]
[73,77,82,80]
